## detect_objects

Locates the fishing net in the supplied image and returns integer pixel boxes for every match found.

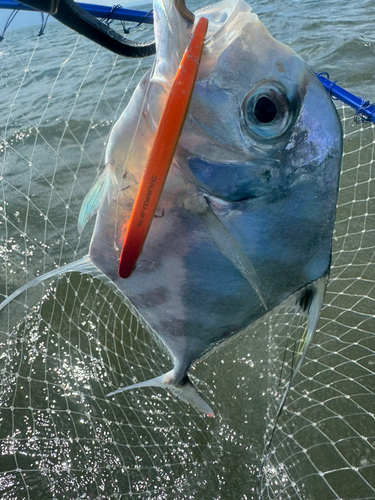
[1,15,374,500]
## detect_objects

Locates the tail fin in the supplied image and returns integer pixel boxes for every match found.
[107,370,214,417]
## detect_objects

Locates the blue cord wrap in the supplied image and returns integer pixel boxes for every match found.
[316,72,375,125]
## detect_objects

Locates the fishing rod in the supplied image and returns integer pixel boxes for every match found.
[0,0,154,23]
[0,0,155,56]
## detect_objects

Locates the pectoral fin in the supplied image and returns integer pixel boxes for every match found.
[78,164,117,232]
[264,275,328,458]
[0,255,100,312]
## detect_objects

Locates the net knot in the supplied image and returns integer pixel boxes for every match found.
[328,80,338,99]
[321,73,339,100]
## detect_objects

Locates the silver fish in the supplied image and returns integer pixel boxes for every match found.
[1,0,343,416]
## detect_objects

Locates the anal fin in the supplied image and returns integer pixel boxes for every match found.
[293,274,328,375]
[263,275,328,459]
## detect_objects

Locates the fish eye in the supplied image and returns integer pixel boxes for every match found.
[242,82,292,139]
[254,96,278,123]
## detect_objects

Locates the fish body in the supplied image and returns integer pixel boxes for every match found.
[2,0,343,415]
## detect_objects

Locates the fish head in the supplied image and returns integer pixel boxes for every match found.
[177,0,342,205]
[167,0,343,305]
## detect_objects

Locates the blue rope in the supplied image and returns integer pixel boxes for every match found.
[0,8,18,41]
[37,12,50,36]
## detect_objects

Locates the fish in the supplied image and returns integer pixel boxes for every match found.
[1,0,343,416]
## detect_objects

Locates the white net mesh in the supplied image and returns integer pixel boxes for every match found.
[259,106,375,500]
[0,12,374,500]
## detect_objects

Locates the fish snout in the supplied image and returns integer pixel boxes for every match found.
[283,76,343,183]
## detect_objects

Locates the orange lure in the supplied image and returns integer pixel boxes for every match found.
[118,16,208,279]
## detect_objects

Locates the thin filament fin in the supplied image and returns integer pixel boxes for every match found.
[0,255,97,311]
[293,274,327,375]
[199,201,267,310]
[262,275,328,463]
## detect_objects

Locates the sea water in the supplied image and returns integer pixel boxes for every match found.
[0,1,374,499]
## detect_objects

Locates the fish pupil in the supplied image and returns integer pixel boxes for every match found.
[254,96,277,123]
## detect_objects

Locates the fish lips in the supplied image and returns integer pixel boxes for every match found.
[187,156,280,202]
